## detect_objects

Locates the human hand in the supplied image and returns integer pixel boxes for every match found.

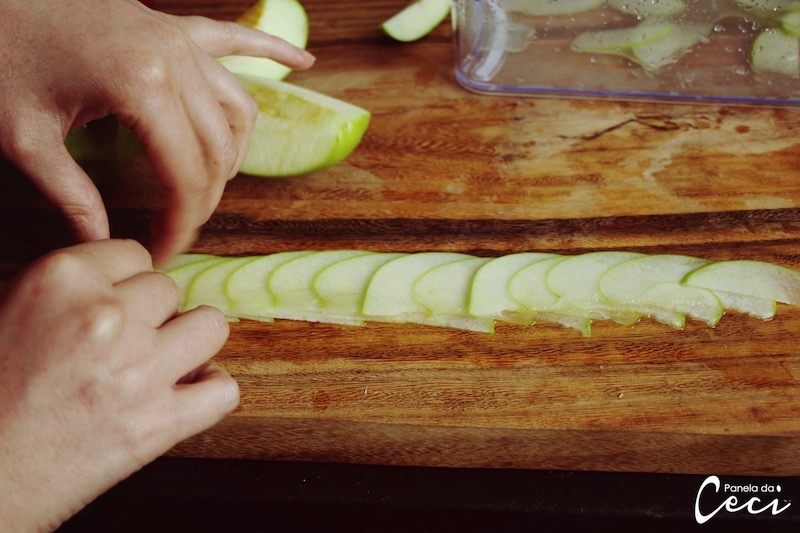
[0,0,315,265]
[0,239,235,531]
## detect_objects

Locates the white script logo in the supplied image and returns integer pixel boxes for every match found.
[695,475,792,524]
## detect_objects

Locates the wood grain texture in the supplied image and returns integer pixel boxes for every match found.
[2,0,800,476]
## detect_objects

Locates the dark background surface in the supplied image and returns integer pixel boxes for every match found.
[59,457,799,532]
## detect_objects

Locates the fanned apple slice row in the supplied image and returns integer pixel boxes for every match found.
[165,257,228,311]
[598,254,722,328]
[225,251,314,321]
[468,252,561,324]
[268,250,375,325]
[184,256,260,319]
[362,252,472,324]
[545,251,644,325]
[682,260,800,319]
[412,257,495,333]
[508,256,592,336]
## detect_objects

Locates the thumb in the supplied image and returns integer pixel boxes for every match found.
[14,133,110,242]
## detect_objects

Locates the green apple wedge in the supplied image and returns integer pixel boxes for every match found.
[183,256,260,320]
[267,250,374,325]
[412,257,495,333]
[237,74,371,177]
[218,0,309,81]
[503,0,603,16]
[598,254,723,328]
[607,0,686,17]
[225,250,314,320]
[467,252,560,324]
[682,259,800,318]
[751,28,800,78]
[314,252,408,317]
[361,252,472,325]
[381,0,452,43]
[508,256,592,336]
[545,251,644,325]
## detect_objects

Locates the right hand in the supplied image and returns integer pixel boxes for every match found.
[0,0,315,266]
[0,239,235,532]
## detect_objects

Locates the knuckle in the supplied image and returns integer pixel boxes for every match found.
[78,298,126,344]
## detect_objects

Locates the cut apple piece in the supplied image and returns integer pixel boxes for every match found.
[573,22,673,54]
[362,252,471,322]
[545,251,644,324]
[164,257,228,311]
[599,254,723,327]
[503,0,603,16]
[268,250,374,325]
[184,256,259,318]
[682,259,800,318]
[508,256,592,336]
[782,10,800,37]
[412,257,495,333]
[632,23,711,71]
[315,252,408,316]
[751,29,800,78]
[468,252,560,323]
[237,74,371,177]
[225,250,314,320]
[381,0,452,43]
[607,0,686,17]
[218,0,309,81]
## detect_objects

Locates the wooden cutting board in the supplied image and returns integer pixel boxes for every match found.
[2,0,800,476]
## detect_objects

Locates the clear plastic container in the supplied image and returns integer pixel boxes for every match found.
[453,0,800,106]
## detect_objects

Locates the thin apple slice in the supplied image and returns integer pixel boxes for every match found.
[225,250,314,320]
[545,251,644,324]
[268,250,374,325]
[184,256,259,319]
[412,257,495,333]
[314,252,408,317]
[237,74,371,177]
[682,259,800,318]
[508,256,592,336]
[607,0,686,17]
[632,22,712,71]
[218,0,309,81]
[599,254,723,327]
[503,0,603,16]
[751,29,800,78]
[159,253,218,272]
[164,257,228,311]
[572,22,673,55]
[468,252,560,323]
[362,252,472,323]
[381,0,451,43]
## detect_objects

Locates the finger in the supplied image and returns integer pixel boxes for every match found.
[157,305,230,381]
[195,53,258,178]
[51,238,154,284]
[11,130,110,243]
[115,271,180,327]
[121,76,216,266]
[172,15,315,68]
[169,363,240,443]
